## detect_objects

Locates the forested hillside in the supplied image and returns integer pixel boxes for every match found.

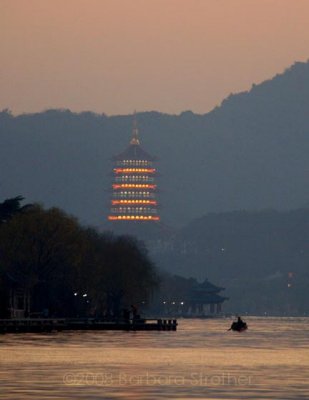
[1,61,308,227]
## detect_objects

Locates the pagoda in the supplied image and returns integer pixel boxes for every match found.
[108,115,160,222]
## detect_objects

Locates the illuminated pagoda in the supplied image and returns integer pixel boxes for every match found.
[108,115,160,222]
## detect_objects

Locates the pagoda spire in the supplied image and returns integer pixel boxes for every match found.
[130,111,140,145]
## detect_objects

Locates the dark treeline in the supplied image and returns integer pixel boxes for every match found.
[0,197,159,318]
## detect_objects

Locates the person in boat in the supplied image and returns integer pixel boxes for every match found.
[230,316,247,331]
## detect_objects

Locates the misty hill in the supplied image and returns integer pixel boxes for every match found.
[152,208,309,314]
[1,60,309,227]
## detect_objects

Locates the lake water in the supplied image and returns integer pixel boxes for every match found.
[0,317,308,399]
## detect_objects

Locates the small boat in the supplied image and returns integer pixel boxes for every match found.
[229,317,248,332]
[230,321,248,332]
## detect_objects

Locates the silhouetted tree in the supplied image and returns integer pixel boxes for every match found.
[0,196,32,225]
[78,230,159,317]
[0,204,159,317]
[0,205,84,316]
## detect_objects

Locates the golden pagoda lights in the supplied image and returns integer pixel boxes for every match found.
[108,114,160,222]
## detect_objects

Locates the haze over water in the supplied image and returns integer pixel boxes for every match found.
[1,317,308,399]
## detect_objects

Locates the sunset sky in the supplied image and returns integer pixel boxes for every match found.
[1,0,309,115]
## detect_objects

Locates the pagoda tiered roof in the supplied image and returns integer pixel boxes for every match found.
[113,143,156,161]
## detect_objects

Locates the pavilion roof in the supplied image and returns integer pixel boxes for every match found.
[188,292,228,304]
[191,279,225,294]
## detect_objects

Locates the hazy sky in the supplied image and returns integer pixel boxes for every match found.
[1,0,309,115]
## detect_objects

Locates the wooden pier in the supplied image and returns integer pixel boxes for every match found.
[0,317,178,334]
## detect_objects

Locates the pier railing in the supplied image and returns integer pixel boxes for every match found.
[0,317,177,333]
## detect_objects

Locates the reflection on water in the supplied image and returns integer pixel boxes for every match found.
[1,317,309,399]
